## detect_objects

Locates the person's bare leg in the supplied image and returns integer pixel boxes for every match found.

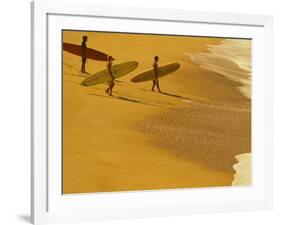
[84,66,88,74]
[105,86,110,95]
[109,82,115,96]
[81,63,85,73]
[151,80,156,91]
[156,81,161,93]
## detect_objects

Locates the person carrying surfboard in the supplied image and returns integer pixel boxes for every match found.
[105,56,115,96]
[152,56,162,92]
[80,35,88,74]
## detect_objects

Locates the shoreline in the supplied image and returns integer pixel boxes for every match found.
[187,39,251,100]
[232,153,252,185]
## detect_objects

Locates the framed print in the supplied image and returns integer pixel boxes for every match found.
[31,1,273,224]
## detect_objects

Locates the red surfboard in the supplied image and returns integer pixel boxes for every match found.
[63,43,109,61]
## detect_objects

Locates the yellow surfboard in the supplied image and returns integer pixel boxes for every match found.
[81,61,138,86]
[131,63,180,83]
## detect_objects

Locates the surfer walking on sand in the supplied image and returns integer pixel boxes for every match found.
[105,56,115,96]
[152,56,161,93]
[80,35,88,74]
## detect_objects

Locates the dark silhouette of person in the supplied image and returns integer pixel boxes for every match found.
[152,56,161,92]
[80,35,88,74]
[105,56,115,96]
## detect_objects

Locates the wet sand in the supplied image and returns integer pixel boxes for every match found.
[62,31,251,194]
[138,100,251,173]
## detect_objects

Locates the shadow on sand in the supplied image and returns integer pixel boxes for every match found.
[135,86,191,102]
[89,93,165,108]
[115,96,143,104]
[159,91,192,101]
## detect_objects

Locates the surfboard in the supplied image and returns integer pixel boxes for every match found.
[131,63,180,83]
[81,61,139,86]
[63,43,109,61]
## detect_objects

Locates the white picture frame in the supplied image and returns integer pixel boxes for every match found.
[31,1,274,224]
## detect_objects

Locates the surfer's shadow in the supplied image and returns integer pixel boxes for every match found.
[135,86,191,101]
[115,96,144,104]
[112,84,191,106]
[160,92,191,101]
[89,93,167,108]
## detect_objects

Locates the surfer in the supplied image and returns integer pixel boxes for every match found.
[152,56,161,92]
[105,56,115,96]
[80,35,88,74]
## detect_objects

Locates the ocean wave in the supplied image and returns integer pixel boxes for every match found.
[232,153,252,186]
[186,39,251,99]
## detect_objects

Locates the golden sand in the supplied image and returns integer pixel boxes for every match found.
[62,31,251,194]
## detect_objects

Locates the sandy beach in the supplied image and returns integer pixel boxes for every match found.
[62,31,251,194]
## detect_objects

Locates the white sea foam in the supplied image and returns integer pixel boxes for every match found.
[232,153,252,186]
[186,39,251,99]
